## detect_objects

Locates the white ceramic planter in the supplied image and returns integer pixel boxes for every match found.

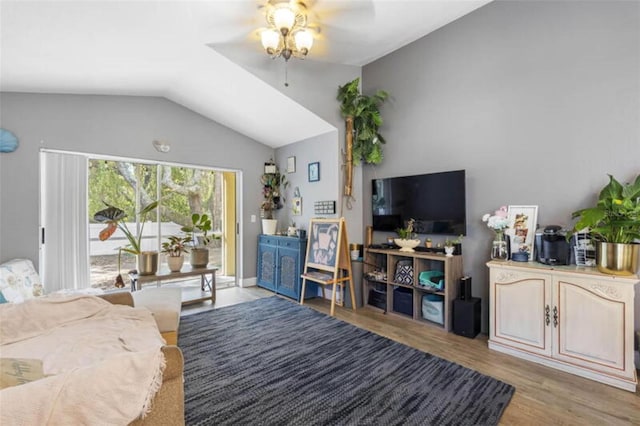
[394,239,420,252]
[262,219,277,235]
[166,255,184,272]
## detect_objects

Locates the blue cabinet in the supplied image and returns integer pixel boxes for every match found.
[257,235,316,301]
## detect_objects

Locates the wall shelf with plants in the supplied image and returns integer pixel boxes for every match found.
[260,159,288,235]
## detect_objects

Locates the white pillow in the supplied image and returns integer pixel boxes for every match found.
[0,259,44,303]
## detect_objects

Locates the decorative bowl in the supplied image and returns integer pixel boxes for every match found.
[512,252,529,262]
[394,239,421,252]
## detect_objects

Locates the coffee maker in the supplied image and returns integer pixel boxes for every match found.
[536,225,572,265]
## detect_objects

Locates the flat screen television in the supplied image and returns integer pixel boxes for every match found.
[372,170,466,235]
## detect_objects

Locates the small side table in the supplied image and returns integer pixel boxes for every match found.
[129,265,217,306]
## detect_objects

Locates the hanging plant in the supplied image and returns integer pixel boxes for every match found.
[337,77,389,165]
[259,163,289,219]
[337,77,388,198]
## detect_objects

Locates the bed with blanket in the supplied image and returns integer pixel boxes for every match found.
[0,292,184,425]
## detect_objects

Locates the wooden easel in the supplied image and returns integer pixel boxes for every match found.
[300,218,356,316]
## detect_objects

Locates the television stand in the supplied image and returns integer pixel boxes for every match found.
[362,247,463,331]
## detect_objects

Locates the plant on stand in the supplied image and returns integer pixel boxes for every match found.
[570,174,640,275]
[482,206,510,260]
[394,218,420,252]
[260,162,288,235]
[181,213,212,268]
[161,235,191,272]
[94,201,160,281]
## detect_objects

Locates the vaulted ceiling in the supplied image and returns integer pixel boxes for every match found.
[0,1,490,147]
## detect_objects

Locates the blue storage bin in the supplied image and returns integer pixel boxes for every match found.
[418,270,445,291]
[422,294,444,325]
[393,287,413,316]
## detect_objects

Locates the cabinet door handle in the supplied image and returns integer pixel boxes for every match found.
[545,305,550,326]
[553,306,558,328]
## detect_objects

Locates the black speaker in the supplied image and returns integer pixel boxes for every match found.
[453,297,481,338]
[459,276,472,300]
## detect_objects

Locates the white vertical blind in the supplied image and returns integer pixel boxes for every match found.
[41,151,89,292]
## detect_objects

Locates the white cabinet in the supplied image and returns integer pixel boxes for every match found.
[488,261,638,392]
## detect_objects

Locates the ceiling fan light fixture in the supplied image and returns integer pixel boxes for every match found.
[261,29,280,51]
[272,5,296,34]
[293,29,313,53]
[260,1,314,62]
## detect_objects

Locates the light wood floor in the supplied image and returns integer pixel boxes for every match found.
[182,287,640,425]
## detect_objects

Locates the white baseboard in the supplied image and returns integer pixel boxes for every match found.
[241,277,257,288]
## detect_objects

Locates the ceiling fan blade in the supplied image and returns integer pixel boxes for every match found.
[194,1,266,44]
[308,0,375,29]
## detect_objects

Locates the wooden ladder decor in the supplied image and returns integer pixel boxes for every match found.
[300,217,356,316]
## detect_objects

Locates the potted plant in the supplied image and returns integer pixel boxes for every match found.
[181,213,212,268]
[161,235,191,272]
[337,77,388,197]
[94,201,160,278]
[260,162,288,235]
[394,218,420,252]
[570,174,640,275]
[444,235,464,257]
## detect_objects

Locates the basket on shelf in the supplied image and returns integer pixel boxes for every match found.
[418,270,445,291]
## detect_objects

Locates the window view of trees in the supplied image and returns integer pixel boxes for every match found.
[89,160,223,289]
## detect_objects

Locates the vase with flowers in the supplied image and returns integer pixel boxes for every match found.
[482,206,510,260]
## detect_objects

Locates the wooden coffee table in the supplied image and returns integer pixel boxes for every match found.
[129,265,217,306]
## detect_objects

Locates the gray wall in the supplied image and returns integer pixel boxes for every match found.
[362,0,640,332]
[0,93,273,279]
[250,60,366,244]
[275,131,340,234]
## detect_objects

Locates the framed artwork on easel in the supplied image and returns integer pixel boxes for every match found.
[300,217,356,316]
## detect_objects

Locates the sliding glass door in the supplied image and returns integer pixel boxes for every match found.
[41,150,238,292]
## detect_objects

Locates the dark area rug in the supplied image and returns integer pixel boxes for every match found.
[179,296,514,426]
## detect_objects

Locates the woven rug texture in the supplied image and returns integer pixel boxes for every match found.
[180,296,514,426]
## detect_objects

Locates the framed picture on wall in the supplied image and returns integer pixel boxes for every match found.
[287,156,296,173]
[506,205,538,260]
[308,162,320,182]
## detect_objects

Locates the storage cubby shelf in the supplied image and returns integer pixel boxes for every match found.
[363,248,464,331]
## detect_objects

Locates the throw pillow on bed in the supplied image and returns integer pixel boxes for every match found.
[0,259,44,303]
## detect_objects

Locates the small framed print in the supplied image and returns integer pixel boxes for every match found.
[308,162,320,182]
[506,205,539,260]
[287,156,296,173]
[292,197,302,215]
[264,161,277,174]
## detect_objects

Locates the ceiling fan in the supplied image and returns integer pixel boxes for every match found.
[202,0,375,68]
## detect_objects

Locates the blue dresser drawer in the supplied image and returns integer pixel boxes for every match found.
[278,237,305,250]
[259,235,279,246]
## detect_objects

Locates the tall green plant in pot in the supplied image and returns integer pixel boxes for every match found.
[570,174,640,275]
[181,213,212,268]
[94,201,160,278]
[337,77,388,198]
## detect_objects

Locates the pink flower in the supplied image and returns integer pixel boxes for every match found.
[494,206,508,218]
